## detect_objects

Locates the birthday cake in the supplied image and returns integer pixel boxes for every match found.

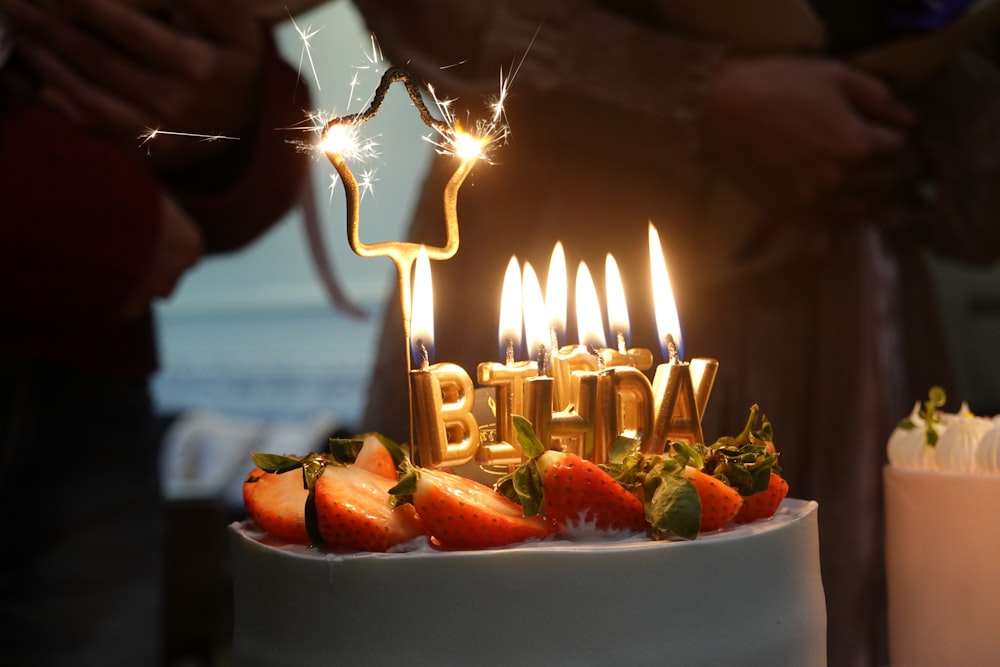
[884,388,1000,666]
[229,414,827,666]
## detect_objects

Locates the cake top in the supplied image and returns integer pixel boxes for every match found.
[242,405,793,552]
[888,386,1000,474]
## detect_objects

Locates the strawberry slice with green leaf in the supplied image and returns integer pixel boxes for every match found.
[351,433,406,480]
[243,453,315,545]
[313,463,426,552]
[390,465,552,550]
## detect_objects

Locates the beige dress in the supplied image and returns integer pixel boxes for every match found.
[353,2,1000,664]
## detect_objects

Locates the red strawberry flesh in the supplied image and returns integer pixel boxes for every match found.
[314,465,425,552]
[537,451,646,535]
[412,468,552,550]
[243,467,311,545]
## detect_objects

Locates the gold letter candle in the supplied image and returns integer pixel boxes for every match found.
[475,257,536,466]
[408,247,480,468]
[647,223,717,451]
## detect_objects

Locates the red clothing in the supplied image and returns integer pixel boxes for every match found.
[0,36,309,377]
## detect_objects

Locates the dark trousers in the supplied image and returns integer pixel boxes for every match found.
[0,360,164,667]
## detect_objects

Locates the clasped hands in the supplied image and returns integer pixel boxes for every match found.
[701,55,921,228]
[0,0,271,316]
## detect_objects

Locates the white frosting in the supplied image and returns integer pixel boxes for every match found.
[230,499,826,666]
[934,405,992,473]
[887,401,1000,475]
[974,422,1000,473]
[887,401,937,471]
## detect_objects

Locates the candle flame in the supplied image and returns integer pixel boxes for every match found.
[410,246,435,366]
[546,241,567,341]
[575,261,607,350]
[499,256,523,361]
[605,253,630,349]
[648,222,682,361]
[522,262,549,363]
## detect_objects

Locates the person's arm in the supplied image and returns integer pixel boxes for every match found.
[0,0,311,323]
[2,0,311,252]
[0,104,185,326]
[353,0,726,174]
[355,0,918,213]
[168,36,311,253]
[700,55,915,219]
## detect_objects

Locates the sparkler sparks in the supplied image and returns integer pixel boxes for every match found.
[287,13,323,91]
[321,66,499,165]
[137,128,238,149]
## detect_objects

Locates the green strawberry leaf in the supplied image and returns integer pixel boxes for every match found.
[495,456,546,518]
[375,433,408,468]
[300,454,329,491]
[754,412,774,444]
[601,436,646,492]
[697,405,782,496]
[670,441,703,470]
[388,469,418,498]
[512,459,545,518]
[609,435,641,465]
[643,459,700,541]
[327,437,365,463]
[512,414,546,459]
[304,491,323,545]
[251,452,304,474]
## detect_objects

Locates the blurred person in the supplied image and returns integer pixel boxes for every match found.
[0,0,311,664]
[348,2,1000,665]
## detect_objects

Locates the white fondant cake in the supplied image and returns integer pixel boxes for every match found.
[229,498,825,666]
[884,399,1000,666]
[884,468,1000,667]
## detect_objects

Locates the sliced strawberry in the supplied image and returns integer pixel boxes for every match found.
[243,466,311,545]
[734,472,789,523]
[313,464,426,552]
[682,466,744,532]
[393,467,552,550]
[353,433,399,480]
[536,450,646,535]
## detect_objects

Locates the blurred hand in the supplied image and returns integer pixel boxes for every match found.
[0,0,268,171]
[121,192,204,318]
[701,56,917,221]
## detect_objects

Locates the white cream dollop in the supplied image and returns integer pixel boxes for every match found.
[974,417,1000,474]
[887,401,937,471]
[934,403,992,473]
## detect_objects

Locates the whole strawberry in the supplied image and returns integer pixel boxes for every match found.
[734,472,789,523]
[536,450,647,535]
[681,466,744,532]
[500,416,646,537]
